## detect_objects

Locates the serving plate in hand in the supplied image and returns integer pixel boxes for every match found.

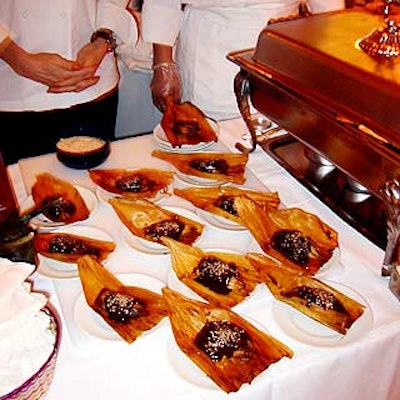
[153,119,219,153]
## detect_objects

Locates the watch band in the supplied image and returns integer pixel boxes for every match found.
[90,28,117,53]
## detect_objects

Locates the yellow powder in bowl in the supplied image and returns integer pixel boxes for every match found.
[56,136,106,154]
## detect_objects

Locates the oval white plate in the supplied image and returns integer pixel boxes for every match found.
[166,313,272,391]
[22,186,97,231]
[166,335,220,391]
[271,281,373,347]
[247,244,343,280]
[121,206,204,255]
[197,208,246,232]
[36,225,115,280]
[167,247,242,302]
[315,248,344,280]
[174,170,230,187]
[156,139,217,154]
[167,249,264,311]
[120,226,170,256]
[74,273,167,341]
[96,185,170,207]
[153,119,219,153]
[167,269,206,303]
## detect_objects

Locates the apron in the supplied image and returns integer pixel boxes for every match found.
[176,4,298,120]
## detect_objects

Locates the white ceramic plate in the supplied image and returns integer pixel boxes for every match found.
[167,248,269,310]
[121,206,203,255]
[167,269,205,302]
[167,247,242,302]
[22,186,97,231]
[96,185,170,206]
[153,118,219,153]
[157,139,217,154]
[36,225,115,280]
[73,273,167,341]
[247,244,343,280]
[174,170,229,187]
[120,226,170,256]
[166,335,220,390]
[166,314,271,391]
[197,208,246,231]
[167,264,266,308]
[271,281,373,347]
[315,248,344,280]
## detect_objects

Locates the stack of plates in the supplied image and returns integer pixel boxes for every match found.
[152,120,219,153]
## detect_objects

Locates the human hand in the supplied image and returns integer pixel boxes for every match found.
[48,41,108,93]
[150,62,181,112]
[10,51,94,88]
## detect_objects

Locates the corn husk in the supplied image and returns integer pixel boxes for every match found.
[31,173,89,223]
[246,253,365,335]
[235,196,338,275]
[174,186,280,225]
[77,255,167,343]
[109,197,203,246]
[152,150,248,185]
[34,232,115,263]
[88,168,173,199]
[163,287,293,393]
[162,237,260,308]
[161,101,218,147]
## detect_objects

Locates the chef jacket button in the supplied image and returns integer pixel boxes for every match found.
[60,11,67,18]
[22,11,29,18]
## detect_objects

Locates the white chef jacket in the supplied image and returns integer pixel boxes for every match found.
[0,1,139,112]
[141,0,345,120]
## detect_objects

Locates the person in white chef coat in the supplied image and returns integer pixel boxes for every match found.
[0,1,138,165]
[141,0,345,121]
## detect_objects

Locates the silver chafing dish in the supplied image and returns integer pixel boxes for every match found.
[228,7,400,277]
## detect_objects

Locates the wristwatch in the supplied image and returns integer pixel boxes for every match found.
[90,28,117,53]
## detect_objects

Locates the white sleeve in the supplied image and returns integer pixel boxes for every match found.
[0,22,10,45]
[307,0,345,13]
[96,0,139,46]
[141,0,183,46]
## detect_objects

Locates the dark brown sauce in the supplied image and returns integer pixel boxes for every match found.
[216,196,237,216]
[42,196,76,222]
[144,219,184,241]
[190,159,228,174]
[271,229,313,265]
[102,290,147,323]
[195,320,252,362]
[284,285,346,313]
[48,235,99,257]
[116,175,155,193]
[194,256,238,294]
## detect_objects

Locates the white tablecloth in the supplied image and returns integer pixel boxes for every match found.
[7,118,400,400]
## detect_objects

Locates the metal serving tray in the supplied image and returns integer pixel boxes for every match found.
[228,9,400,200]
[227,8,400,275]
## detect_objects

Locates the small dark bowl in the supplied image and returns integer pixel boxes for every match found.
[56,135,110,169]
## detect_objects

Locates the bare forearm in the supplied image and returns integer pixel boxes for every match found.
[0,39,30,76]
[153,43,173,66]
[0,35,12,58]
[0,39,94,91]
